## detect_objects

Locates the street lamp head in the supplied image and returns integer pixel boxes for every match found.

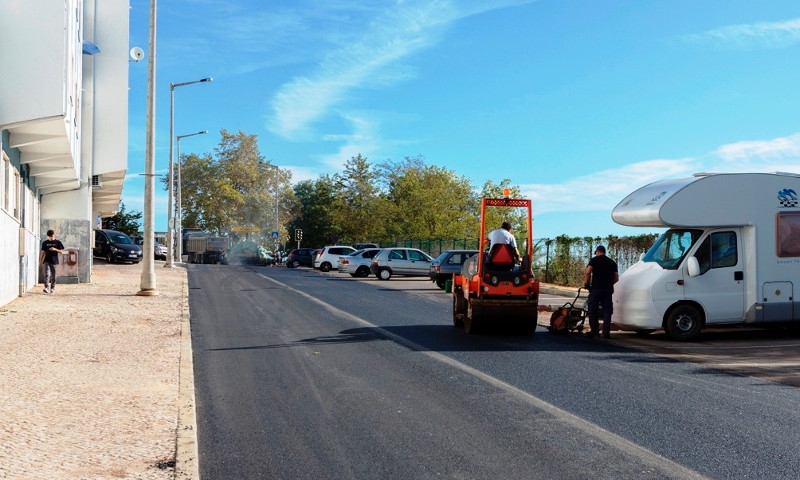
[177,130,209,141]
[171,77,214,89]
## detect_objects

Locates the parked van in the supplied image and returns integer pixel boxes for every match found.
[611,172,800,340]
[93,229,143,264]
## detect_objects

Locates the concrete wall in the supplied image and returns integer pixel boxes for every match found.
[0,187,40,307]
[0,211,22,306]
[40,219,92,284]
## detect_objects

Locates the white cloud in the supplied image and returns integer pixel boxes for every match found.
[714,133,800,166]
[316,113,382,171]
[523,133,800,215]
[683,17,800,50]
[521,158,699,214]
[267,0,536,140]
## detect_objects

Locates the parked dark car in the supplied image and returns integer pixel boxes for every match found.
[286,247,316,268]
[352,242,379,250]
[429,249,479,289]
[93,229,143,264]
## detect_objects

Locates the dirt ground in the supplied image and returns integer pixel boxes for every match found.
[0,262,191,480]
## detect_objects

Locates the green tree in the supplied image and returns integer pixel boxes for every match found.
[378,156,476,242]
[292,176,339,247]
[478,179,528,244]
[178,152,239,234]
[173,129,296,239]
[102,202,142,236]
[332,154,383,243]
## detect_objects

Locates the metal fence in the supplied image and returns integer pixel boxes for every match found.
[385,233,659,286]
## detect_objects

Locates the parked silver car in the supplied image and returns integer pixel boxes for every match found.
[369,247,433,280]
[338,248,382,277]
[154,241,168,261]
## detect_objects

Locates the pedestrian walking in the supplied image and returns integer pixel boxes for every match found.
[584,245,619,339]
[40,229,65,295]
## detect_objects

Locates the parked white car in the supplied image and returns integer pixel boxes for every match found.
[314,245,357,272]
[338,248,382,277]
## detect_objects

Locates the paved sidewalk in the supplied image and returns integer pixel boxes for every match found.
[0,263,196,480]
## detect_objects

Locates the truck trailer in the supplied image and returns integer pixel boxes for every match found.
[611,172,800,340]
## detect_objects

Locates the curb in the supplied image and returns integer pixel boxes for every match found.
[175,271,200,480]
[539,284,585,312]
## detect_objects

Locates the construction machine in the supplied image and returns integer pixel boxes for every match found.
[451,190,540,334]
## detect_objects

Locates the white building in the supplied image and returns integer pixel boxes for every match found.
[0,0,130,306]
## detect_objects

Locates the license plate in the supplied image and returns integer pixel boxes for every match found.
[129,253,138,257]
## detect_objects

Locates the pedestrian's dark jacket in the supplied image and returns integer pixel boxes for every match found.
[41,239,65,265]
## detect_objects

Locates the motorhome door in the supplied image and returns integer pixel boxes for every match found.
[684,229,745,323]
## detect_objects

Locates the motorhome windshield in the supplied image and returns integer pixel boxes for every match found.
[641,229,703,269]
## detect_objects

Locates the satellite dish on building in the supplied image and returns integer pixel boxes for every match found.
[129,47,144,62]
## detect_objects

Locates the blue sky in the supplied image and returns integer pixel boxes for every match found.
[125,0,800,240]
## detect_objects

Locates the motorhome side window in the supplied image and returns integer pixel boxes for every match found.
[642,229,702,269]
[694,231,737,274]
[776,212,800,257]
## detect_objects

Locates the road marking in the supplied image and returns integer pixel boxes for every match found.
[258,273,711,480]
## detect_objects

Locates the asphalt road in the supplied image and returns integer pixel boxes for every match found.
[189,264,800,479]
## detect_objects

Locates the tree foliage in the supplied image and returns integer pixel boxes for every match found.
[377,156,476,242]
[172,129,297,243]
[331,154,382,243]
[102,202,142,236]
[167,131,656,273]
[291,176,340,248]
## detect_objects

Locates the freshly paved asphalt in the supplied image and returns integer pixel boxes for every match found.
[188,264,800,479]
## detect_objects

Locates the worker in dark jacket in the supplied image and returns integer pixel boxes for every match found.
[584,245,619,339]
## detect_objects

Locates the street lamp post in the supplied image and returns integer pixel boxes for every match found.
[138,0,158,296]
[264,163,281,250]
[165,76,212,268]
[176,130,207,262]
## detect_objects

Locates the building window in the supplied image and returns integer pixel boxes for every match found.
[2,152,9,213]
[13,170,20,219]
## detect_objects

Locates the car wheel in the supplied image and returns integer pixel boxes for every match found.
[378,268,392,280]
[436,278,447,289]
[356,266,370,278]
[105,251,113,263]
[290,260,300,268]
[665,304,703,341]
[320,262,332,272]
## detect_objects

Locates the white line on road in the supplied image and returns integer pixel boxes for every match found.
[258,272,711,480]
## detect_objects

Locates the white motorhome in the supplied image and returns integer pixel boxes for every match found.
[611,172,800,340]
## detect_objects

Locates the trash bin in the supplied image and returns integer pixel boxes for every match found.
[445,279,453,293]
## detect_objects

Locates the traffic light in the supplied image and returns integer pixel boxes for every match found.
[295,229,303,241]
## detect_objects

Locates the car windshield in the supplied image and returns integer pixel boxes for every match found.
[348,249,365,256]
[642,229,703,269]
[108,231,134,245]
[433,252,450,263]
